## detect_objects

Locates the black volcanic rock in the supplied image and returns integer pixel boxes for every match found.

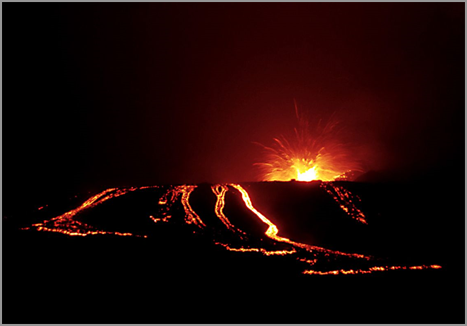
[3,181,464,323]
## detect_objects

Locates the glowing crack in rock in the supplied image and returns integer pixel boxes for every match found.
[20,183,442,275]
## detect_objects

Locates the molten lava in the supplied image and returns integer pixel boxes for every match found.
[20,182,442,276]
[21,187,155,238]
[212,185,247,238]
[303,265,442,275]
[321,182,368,224]
[256,103,362,182]
[296,165,318,181]
[230,184,370,260]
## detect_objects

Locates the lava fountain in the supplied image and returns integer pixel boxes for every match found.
[15,104,441,276]
[255,102,363,182]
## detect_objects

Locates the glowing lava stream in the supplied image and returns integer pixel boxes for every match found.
[211,185,247,237]
[178,185,205,227]
[153,185,206,227]
[226,184,442,274]
[320,182,368,224]
[21,186,158,237]
[303,264,443,275]
[21,182,442,275]
[212,185,235,230]
[215,242,296,256]
[229,184,371,260]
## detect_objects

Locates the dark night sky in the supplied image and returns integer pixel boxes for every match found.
[3,3,465,206]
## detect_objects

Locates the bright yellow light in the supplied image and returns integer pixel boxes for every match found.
[296,166,318,181]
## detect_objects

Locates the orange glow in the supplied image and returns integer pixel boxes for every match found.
[229,184,371,260]
[226,184,442,274]
[156,185,206,228]
[212,185,247,238]
[21,186,157,238]
[149,215,171,223]
[296,165,318,181]
[321,182,368,224]
[212,185,235,230]
[298,258,317,265]
[178,185,205,227]
[21,182,442,276]
[303,264,443,275]
[256,143,345,182]
[255,103,362,182]
[215,242,296,256]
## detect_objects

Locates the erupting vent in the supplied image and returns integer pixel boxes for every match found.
[255,103,363,182]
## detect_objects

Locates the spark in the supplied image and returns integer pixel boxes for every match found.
[255,102,362,182]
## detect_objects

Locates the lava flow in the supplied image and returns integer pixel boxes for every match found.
[320,182,368,224]
[212,184,247,238]
[21,186,157,237]
[303,264,443,275]
[19,182,442,275]
[230,184,370,260]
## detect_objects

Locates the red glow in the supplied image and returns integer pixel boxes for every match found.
[256,103,362,182]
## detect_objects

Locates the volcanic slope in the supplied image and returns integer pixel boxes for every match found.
[3,181,463,323]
